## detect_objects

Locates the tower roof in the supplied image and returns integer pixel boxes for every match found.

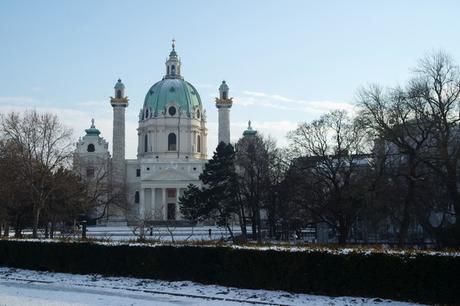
[243,120,257,137]
[85,119,101,136]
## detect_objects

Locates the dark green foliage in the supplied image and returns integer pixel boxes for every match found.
[180,142,239,232]
[179,184,208,222]
[0,240,458,304]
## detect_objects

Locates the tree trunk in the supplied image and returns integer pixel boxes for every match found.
[226,223,234,239]
[32,205,42,238]
[14,227,21,238]
[255,204,262,243]
[238,204,247,242]
[50,222,55,239]
[3,224,9,237]
[44,222,49,238]
[338,222,349,245]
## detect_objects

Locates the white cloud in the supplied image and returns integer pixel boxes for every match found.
[236,91,356,115]
[0,96,38,104]
[0,92,330,158]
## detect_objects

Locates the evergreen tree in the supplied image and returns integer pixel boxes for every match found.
[179,184,208,223]
[200,142,239,238]
[179,142,239,239]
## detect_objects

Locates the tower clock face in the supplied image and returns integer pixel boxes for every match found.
[168,106,176,116]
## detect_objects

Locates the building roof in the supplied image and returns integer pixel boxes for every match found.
[243,120,257,137]
[143,78,202,117]
[85,119,101,136]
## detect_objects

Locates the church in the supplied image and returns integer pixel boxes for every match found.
[74,41,235,225]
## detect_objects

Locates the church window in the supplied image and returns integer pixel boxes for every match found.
[134,191,139,203]
[136,169,140,177]
[87,144,95,152]
[144,134,148,152]
[145,109,149,118]
[171,65,176,74]
[168,133,176,151]
[222,91,228,99]
[86,167,94,178]
[196,109,200,119]
[116,90,122,99]
[197,135,201,153]
[168,106,176,116]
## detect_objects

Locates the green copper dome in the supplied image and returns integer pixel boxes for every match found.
[143,78,202,117]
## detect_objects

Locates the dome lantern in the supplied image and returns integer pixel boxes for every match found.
[85,118,101,136]
[243,120,257,137]
[165,39,182,79]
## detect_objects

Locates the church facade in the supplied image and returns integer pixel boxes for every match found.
[74,42,234,225]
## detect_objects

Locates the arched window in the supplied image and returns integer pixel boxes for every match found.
[134,191,140,203]
[87,144,95,152]
[145,109,149,118]
[168,133,176,151]
[171,65,176,74]
[222,91,228,99]
[197,135,201,153]
[144,134,148,153]
[116,90,122,99]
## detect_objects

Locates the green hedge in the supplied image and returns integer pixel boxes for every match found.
[0,240,458,304]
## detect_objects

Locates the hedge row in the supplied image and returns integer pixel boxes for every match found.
[0,240,458,304]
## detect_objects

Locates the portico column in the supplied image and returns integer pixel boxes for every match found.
[139,188,145,218]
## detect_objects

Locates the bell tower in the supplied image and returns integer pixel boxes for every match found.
[110,79,129,184]
[215,80,233,145]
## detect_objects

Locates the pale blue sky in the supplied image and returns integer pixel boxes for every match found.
[1,0,459,158]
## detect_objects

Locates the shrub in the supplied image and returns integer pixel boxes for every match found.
[0,240,458,304]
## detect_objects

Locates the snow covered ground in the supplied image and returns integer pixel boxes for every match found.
[0,267,422,306]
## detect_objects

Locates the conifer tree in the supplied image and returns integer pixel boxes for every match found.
[179,142,239,239]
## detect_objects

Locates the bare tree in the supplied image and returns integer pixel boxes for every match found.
[0,110,73,237]
[357,51,460,245]
[73,155,127,223]
[408,51,460,244]
[0,139,32,237]
[287,110,371,244]
[235,134,273,242]
[357,84,434,245]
